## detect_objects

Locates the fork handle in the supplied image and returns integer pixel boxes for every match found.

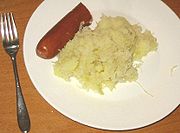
[11,56,30,132]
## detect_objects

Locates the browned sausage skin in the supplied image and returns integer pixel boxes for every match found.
[36,3,92,59]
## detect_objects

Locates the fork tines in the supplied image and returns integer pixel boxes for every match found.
[0,12,18,42]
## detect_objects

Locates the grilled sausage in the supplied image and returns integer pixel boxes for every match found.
[36,2,92,59]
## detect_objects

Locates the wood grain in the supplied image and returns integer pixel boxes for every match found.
[0,0,179,133]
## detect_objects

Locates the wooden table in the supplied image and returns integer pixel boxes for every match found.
[0,0,179,132]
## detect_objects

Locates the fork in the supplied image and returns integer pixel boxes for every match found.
[0,13,30,133]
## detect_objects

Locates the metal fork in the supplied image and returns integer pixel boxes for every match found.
[0,13,30,133]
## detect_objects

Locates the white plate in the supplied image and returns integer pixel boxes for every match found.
[23,0,180,130]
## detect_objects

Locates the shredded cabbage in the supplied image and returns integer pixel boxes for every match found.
[54,15,158,94]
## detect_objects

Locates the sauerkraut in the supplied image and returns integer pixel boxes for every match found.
[54,15,157,94]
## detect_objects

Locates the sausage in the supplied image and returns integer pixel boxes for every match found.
[36,2,92,59]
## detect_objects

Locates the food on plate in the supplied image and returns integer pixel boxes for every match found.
[54,15,158,94]
[36,3,92,59]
